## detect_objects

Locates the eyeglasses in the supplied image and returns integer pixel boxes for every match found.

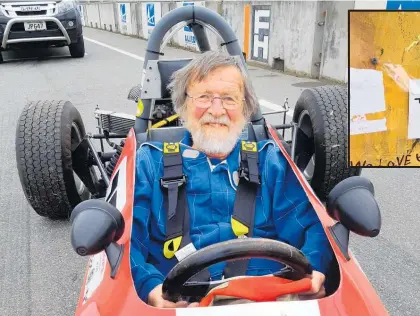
[185,93,245,110]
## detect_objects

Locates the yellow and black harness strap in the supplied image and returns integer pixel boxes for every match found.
[223,141,260,278]
[160,142,212,282]
[161,142,188,259]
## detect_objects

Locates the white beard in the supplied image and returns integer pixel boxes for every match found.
[185,113,245,156]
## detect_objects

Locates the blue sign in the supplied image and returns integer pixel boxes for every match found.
[386,0,420,9]
[120,4,126,23]
[183,2,194,32]
[147,3,155,27]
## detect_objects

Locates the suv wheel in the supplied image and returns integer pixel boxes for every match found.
[69,35,85,58]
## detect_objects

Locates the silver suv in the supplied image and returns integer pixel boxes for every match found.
[0,0,84,62]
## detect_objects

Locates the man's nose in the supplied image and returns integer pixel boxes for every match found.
[207,97,225,116]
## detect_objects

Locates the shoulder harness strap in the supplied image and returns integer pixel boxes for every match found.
[231,140,260,237]
[223,140,260,278]
[160,142,188,259]
[160,142,211,283]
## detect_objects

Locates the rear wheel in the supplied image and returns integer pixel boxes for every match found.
[69,35,85,58]
[292,85,361,201]
[15,100,94,219]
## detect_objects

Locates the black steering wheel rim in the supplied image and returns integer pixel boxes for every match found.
[162,238,313,302]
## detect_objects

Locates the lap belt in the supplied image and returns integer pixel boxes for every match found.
[160,140,260,280]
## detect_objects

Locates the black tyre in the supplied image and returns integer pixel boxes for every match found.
[16,100,93,219]
[0,52,3,64]
[69,35,85,58]
[292,85,361,201]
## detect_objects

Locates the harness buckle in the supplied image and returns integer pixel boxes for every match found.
[238,167,250,181]
[160,175,187,189]
[238,166,260,184]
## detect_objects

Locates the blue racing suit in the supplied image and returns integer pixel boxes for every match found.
[131,131,333,303]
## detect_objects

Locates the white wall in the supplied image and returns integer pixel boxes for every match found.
[354,0,387,9]
[98,3,116,32]
[320,1,355,82]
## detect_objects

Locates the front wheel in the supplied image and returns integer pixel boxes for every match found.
[15,100,94,218]
[69,35,85,58]
[292,85,361,201]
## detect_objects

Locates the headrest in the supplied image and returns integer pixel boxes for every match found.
[158,59,192,99]
[147,126,188,143]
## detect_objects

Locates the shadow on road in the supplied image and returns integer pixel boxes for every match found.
[1,47,74,63]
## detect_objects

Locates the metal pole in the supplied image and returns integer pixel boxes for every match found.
[290,123,298,161]
[190,23,211,52]
[86,136,110,187]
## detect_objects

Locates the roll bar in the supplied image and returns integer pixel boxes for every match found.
[134,5,264,134]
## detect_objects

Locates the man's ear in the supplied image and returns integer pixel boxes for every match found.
[181,105,188,117]
[178,107,188,124]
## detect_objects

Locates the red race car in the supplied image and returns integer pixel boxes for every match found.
[70,125,387,316]
[14,5,387,316]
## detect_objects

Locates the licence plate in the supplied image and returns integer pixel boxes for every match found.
[20,6,41,11]
[24,22,46,31]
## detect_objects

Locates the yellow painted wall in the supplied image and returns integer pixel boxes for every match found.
[349,11,420,166]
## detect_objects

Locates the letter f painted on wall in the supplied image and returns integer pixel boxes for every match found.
[252,8,270,62]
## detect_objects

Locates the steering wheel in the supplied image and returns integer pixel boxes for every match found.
[162,238,313,302]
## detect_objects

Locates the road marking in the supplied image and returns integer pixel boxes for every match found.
[84,36,283,110]
[259,99,286,112]
[84,36,145,61]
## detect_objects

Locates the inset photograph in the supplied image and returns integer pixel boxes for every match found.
[349,10,420,167]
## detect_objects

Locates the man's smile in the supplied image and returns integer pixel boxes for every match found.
[203,123,228,128]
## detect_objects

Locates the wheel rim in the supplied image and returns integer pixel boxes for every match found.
[295,111,315,182]
[71,123,88,197]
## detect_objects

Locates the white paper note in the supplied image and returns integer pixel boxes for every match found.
[350,117,387,135]
[350,68,387,116]
[408,79,420,139]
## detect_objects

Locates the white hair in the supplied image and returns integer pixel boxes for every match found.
[167,50,258,120]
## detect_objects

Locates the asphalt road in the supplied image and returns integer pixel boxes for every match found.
[0,27,418,316]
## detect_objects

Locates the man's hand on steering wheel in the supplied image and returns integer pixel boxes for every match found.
[148,284,199,308]
[298,271,326,300]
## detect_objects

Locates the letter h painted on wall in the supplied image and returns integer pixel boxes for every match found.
[251,5,271,63]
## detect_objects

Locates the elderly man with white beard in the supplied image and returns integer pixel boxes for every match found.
[130,51,333,308]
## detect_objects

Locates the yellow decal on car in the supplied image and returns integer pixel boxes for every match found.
[136,99,144,117]
[163,236,182,259]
